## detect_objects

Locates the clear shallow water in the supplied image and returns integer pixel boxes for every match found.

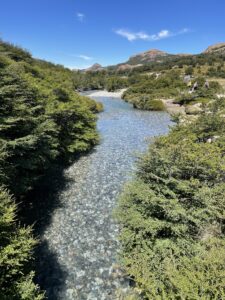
[40,96,172,299]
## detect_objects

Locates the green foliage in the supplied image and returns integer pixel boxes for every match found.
[116,98,225,299]
[72,70,129,92]
[175,77,222,106]
[105,76,128,92]
[0,40,102,297]
[0,188,44,299]
[207,66,225,78]
[185,66,194,75]
[0,41,32,63]
[0,69,59,196]
[130,95,165,111]
[122,71,186,110]
[0,41,101,196]
[73,70,107,91]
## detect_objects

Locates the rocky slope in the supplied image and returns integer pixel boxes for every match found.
[126,49,171,65]
[204,42,225,54]
[85,63,103,72]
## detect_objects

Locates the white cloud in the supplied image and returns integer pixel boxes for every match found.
[114,28,189,42]
[77,12,85,22]
[78,54,93,61]
[158,30,170,38]
[178,28,190,34]
[115,29,148,42]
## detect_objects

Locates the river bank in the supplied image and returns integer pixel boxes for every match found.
[162,98,186,114]
[84,90,185,115]
[83,89,127,98]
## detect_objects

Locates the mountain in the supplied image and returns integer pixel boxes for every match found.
[204,42,225,54]
[126,49,171,65]
[83,42,225,72]
[85,63,103,72]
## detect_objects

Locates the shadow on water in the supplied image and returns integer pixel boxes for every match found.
[18,150,96,299]
[18,164,69,299]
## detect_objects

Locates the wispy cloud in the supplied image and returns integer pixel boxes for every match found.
[57,52,94,61]
[66,64,92,70]
[78,54,93,61]
[77,12,85,22]
[114,28,190,42]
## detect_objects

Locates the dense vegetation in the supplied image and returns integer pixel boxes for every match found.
[0,41,102,298]
[122,71,222,111]
[73,70,129,92]
[122,71,185,110]
[116,52,225,76]
[0,189,44,299]
[116,98,225,299]
[73,51,225,112]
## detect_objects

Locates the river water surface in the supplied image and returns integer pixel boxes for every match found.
[40,95,172,299]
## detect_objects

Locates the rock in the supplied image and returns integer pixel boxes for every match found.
[84,63,104,72]
[185,104,202,115]
[66,288,74,299]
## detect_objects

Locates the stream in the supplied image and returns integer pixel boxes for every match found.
[39,94,172,299]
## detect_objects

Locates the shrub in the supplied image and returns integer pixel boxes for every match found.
[0,188,44,299]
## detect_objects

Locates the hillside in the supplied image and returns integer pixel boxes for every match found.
[76,42,225,114]
[82,43,225,73]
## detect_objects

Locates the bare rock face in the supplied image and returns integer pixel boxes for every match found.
[117,63,143,72]
[204,42,225,54]
[117,64,133,71]
[85,63,103,72]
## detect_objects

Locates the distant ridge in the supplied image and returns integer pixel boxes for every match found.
[82,42,225,72]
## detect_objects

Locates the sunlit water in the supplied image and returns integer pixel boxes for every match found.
[40,96,172,299]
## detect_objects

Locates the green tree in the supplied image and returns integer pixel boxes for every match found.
[0,188,44,299]
[0,69,59,197]
[185,66,194,75]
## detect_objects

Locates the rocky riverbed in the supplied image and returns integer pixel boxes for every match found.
[38,92,172,299]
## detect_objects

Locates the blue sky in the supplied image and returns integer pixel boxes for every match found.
[0,0,225,69]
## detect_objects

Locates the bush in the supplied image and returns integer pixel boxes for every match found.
[144,99,165,111]
[0,188,44,299]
